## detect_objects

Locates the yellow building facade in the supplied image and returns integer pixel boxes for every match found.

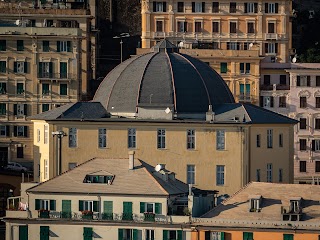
[0,0,97,165]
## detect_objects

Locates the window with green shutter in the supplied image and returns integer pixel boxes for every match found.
[43,41,50,52]
[42,83,50,95]
[40,226,49,240]
[177,230,183,240]
[103,201,113,220]
[140,202,145,213]
[155,203,161,214]
[0,40,6,51]
[17,83,24,94]
[0,82,6,94]
[118,229,123,240]
[133,229,138,240]
[83,227,93,240]
[0,103,6,115]
[19,225,28,240]
[62,200,72,218]
[123,202,133,220]
[163,230,168,240]
[243,232,253,240]
[220,62,227,73]
[0,61,6,73]
[42,104,49,113]
[60,83,68,95]
[60,62,68,78]
[17,40,24,51]
[283,234,294,240]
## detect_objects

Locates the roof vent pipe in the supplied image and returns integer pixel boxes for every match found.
[129,151,135,170]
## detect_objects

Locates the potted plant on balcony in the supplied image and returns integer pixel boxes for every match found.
[38,209,50,218]
[144,212,155,222]
[81,210,93,220]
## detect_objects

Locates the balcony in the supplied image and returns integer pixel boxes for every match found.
[38,73,76,81]
[121,213,133,221]
[281,206,303,221]
[38,210,50,218]
[260,84,290,91]
[0,27,81,37]
[144,212,155,222]
[238,93,251,102]
[265,33,278,40]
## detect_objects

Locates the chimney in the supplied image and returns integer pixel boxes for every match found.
[129,151,135,170]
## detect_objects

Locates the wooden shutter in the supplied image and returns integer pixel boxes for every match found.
[83,227,93,240]
[275,3,278,13]
[14,104,17,116]
[202,2,205,12]
[133,229,138,240]
[163,2,167,12]
[24,126,28,137]
[62,200,71,212]
[192,2,195,12]
[260,96,263,107]
[5,125,9,137]
[49,62,53,77]
[104,201,113,214]
[24,104,27,116]
[254,3,258,13]
[265,43,269,53]
[220,232,225,240]
[67,41,71,52]
[118,229,123,240]
[140,202,145,213]
[19,225,28,240]
[205,231,210,240]
[123,201,132,213]
[50,200,56,210]
[35,199,40,210]
[38,62,43,75]
[312,140,316,151]
[40,226,49,240]
[244,3,247,13]
[177,230,183,240]
[14,62,17,73]
[57,41,61,52]
[155,203,162,214]
[240,63,244,73]
[24,62,28,73]
[265,3,268,13]
[184,22,188,32]
[270,96,274,107]
[13,126,17,137]
[163,230,168,240]
[79,200,84,211]
[93,201,99,212]
[275,43,278,54]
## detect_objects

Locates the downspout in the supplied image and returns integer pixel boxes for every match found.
[98,195,101,219]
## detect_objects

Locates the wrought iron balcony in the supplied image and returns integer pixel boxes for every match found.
[144,212,155,222]
[38,210,50,218]
[38,73,76,80]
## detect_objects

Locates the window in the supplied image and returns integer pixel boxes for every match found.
[312,139,320,152]
[316,119,320,129]
[153,1,167,12]
[83,227,93,240]
[205,232,225,240]
[256,134,261,147]
[140,202,161,214]
[240,63,250,74]
[44,125,48,144]
[14,61,27,74]
[229,22,237,33]
[256,169,260,182]
[145,230,155,240]
[14,126,28,137]
[44,159,48,179]
[212,21,219,33]
[316,161,320,172]
[128,128,136,148]
[265,3,278,13]
[0,82,6,94]
[316,76,320,86]
[84,175,113,184]
[280,75,287,85]
[177,2,184,12]
[300,161,307,172]
[0,61,6,73]
[283,234,294,240]
[187,165,195,184]
[195,21,202,32]
[0,125,9,137]
[300,139,307,151]
[267,163,272,182]
[38,62,52,78]
[243,232,253,240]
[300,97,307,108]
[279,96,286,108]
[60,83,68,95]
[0,40,6,51]
[157,129,166,149]
[267,129,273,148]
[37,129,40,142]
[239,84,250,101]
[227,42,240,50]
[212,2,219,13]
[40,226,49,240]
[216,130,225,150]
[177,21,187,32]
[0,103,6,115]
[42,104,49,113]
[244,2,257,13]
[35,199,56,211]
[19,225,28,240]
[79,200,99,212]
[14,104,27,117]
[316,97,320,108]
[192,2,205,13]
[16,83,24,94]
[17,40,24,51]
[60,62,68,78]
[156,21,163,32]
[265,42,278,54]
[267,22,275,33]
[163,230,183,240]
[279,134,283,147]
[279,168,283,182]
[187,129,195,149]
[98,128,107,148]
[17,147,24,158]
[230,2,236,13]
[57,41,71,52]
[264,75,271,85]
[69,127,77,148]
[118,229,136,240]
[220,62,227,73]
[216,165,225,185]
[43,41,50,52]
[297,76,310,86]
[247,22,254,33]
[42,83,50,95]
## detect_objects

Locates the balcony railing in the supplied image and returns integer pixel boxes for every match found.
[38,210,50,218]
[144,212,155,222]
[260,84,290,91]
[38,73,76,80]
[265,33,278,40]
[238,93,251,102]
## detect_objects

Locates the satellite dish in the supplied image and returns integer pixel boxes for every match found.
[178,41,184,48]
[165,107,171,114]
[292,57,297,63]
[15,20,20,26]
[249,43,254,48]
[155,164,163,172]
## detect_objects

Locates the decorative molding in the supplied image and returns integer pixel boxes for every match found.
[298,90,311,98]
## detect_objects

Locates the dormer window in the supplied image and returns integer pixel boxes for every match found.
[290,199,301,213]
[282,197,303,221]
[84,175,114,184]
[249,195,262,212]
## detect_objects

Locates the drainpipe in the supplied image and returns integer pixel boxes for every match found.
[98,195,101,219]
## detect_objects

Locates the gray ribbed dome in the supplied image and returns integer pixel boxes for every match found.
[94,40,234,117]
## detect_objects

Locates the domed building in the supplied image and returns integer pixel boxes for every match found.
[31,40,297,195]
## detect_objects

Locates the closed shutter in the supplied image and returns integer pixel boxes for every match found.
[265,3,268,13]
[140,202,145,213]
[83,227,93,240]
[163,230,168,240]
[14,62,17,73]
[5,125,9,137]
[118,229,123,240]
[155,203,161,214]
[265,43,269,53]
[57,41,61,52]
[40,226,49,240]
[23,126,28,137]
[93,201,99,212]
[312,140,316,151]
[240,63,244,73]
[192,2,195,12]
[50,200,56,210]
[254,3,258,13]
[220,62,227,73]
[220,232,225,240]
[202,2,205,12]
[275,43,278,54]
[104,201,113,213]
[133,229,138,240]
[24,62,28,73]
[62,200,71,212]
[49,62,53,77]
[153,2,156,12]
[244,3,247,13]
[14,104,17,116]
[284,234,293,240]
[19,225,28,240]
[67,41,71,52]
[177,230,183,240]
[38,62,43,76]
[79,200,84,211]
[13,126,17,137]
[24,104,28,116]
[243,232,253,240]
[270,96,274,107]
[275,3,278,13]
[184,22,188,32]
[205,231,210,240]
[123,202,133,213]
[35,199,40,210]
[163,2,167,12]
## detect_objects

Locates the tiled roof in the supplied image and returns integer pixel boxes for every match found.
[28,158,189,196]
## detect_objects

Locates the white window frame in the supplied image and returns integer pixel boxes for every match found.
[155,2,165,12]
[157,129,166,149]
[17,126,25,137]
[41,62,50,77]
[247,3,255,13]
[145,203,155,213]
[216,130,225,150]
[83,200,94,211]
[69,127,77,148]
[44,159,48,179]
[211,232,224,240]
[145,229,155,240]
[240,63,251,74]
[16,103,25,116]
[267,43,276,54]
[16,61,25,73]
[37,129,41,142]
[128,128,136,148]
[263,96,272,107]
[187,129,195,149]
[187,164,195,184]
[267,163,272,182]
[40,199,50,210]
[44,125,48,144]
[98,128,107,148]
[268,3,276,13]
[177,21,186,32]
[229,42,238,50]
[216,165,225,186]
[315,139,320,151]
[60,41,68,52]
[267,129,273,148]
[194,2,203,12]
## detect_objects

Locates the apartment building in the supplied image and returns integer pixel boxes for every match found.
[0,0,97,166]
[140,0,293,104]
[5,157,213,240]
